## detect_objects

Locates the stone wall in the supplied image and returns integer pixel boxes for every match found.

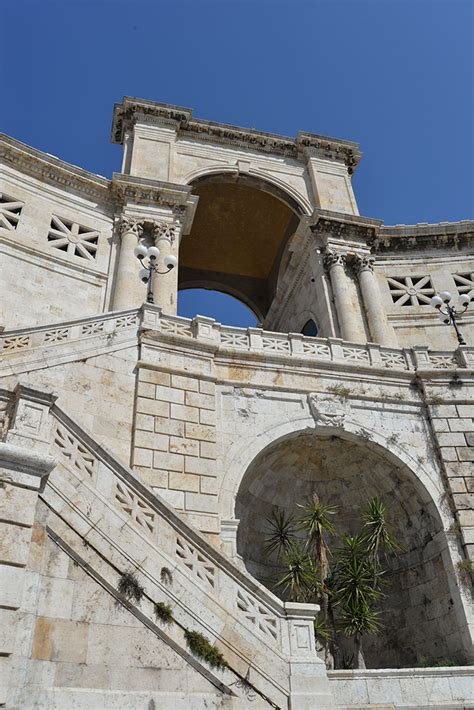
[133,366,219,536]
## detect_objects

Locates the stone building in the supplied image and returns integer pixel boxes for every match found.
[0,97,473,708]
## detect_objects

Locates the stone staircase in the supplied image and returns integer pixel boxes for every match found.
[1,385,334,709]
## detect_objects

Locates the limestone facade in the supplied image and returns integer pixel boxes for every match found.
[0,98,473,708]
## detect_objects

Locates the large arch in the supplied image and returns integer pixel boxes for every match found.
[226,424,469,668]
[178,172,305,321]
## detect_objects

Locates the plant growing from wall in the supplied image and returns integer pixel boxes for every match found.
[117,571,144,603]
[154,601,173,625]
[264,496,400,669]
[184,629,227,670]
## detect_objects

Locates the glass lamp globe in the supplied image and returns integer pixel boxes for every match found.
[164,255,178,269]
[459,293,471,307]
[138,267,149,283]
[430,295,443,308]
[147,246,160,259]
[439,291,452,304]
[134,243,148,260]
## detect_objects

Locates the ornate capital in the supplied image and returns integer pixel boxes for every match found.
[119,215,144,239]
[153,219,182,245]
[323,250,346,272]
[352,254,375,276]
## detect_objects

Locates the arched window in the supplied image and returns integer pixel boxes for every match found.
[301,319,318,337]
[178,288,258,328]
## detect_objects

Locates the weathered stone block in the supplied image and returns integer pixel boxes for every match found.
[457,405,474,418]
[136,397,169,417]
[169,436,199,456]
[457,448,474,461]
[439,447,458,461]
[134,430,168,451]
[155,384,185,404]
[437,433,466,447]
[0,483,38,526]
[452,493,474,510]
[170,403,199,422]
[185,391,215,410]
[171,374,199,392]
[184,491,218,513]
[184,456,217,476]
[168,471,200,492]
[0,523,32,566]
[152,450,184,472]
[449,478,467,493]
[449,418,474,432]
[154,416,185,436]
[140,369,170,386]
[185,422,216,442]
[200,441,217,459]
[32,617,89,663]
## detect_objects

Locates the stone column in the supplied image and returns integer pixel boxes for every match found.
[112,216,144,311]
[152,219,181,315]
[323,251,363,342]
[353,255,398,347]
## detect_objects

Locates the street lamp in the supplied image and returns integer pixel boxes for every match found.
[134,243,177,304]
[430,291,472,345]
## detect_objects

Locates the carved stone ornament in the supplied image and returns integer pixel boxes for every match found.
[119,216,144,238]
[153,220,181,245]
[323,250,346,272]
[352,254,375,275]
[308,393,350,428]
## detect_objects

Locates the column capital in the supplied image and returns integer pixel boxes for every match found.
[323,249,346,272]
[152,218,182,245]
[351,253,375,276]
[118,215,144,238]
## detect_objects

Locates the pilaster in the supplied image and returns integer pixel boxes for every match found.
[1,386,56,706]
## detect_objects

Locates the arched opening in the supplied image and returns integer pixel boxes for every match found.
[235,431,465,669]
[178,288,258,327]
[301,319,318,337]
[178,174,302,321]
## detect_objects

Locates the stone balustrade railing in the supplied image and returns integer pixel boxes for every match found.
[2,304,473,372]
[141,306,474,372]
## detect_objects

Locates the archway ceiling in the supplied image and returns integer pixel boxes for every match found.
[180,182,295,280]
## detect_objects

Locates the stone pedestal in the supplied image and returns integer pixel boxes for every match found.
[285,602,334,709]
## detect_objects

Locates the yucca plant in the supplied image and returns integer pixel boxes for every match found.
[264,507,297,559]
[298,495,338,664]
[274,542,315,601]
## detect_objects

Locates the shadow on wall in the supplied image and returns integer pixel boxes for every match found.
[178,288,258,328]
[235,431,466,669]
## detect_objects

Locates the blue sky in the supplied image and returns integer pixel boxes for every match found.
[1,0,472,326]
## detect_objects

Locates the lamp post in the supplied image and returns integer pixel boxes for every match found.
[430,291,472,345]
[134,243,177,304]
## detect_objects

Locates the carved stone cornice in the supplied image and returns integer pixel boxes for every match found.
[111,97,362,171]
[0,134,112,204]
[111,173,194,210]
[375,221,474,254]
[311,210,382,251]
